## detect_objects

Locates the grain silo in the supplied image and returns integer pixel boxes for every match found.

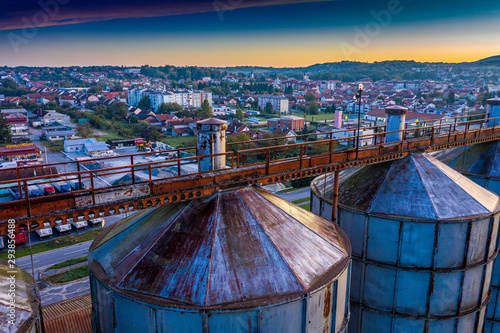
[89,185,352,333]
[311,153,500,332]
[0,259,42,333]
[436,116,500,332]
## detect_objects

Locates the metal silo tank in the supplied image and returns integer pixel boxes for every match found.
[89,186,352,333]
[437,141,500,333]
[311,153,500,333]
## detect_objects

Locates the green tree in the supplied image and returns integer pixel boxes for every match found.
[130,115,139,124]
[199,99,213,118]
[235,108,245,121]
[308,102,319,115]
[76,123,93,138]
[0,113,12,144]
[265,102,274,114]
[285,86,293,94]
[304,92,316,102]
[158,102,183,114]
[109,102,128,120]
[88,85,104,94]
[138,95,151,110]
[447,91,456,104]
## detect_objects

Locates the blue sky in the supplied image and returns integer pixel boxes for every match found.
[0,0,499,66]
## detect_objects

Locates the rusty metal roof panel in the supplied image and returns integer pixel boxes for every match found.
[339,153,500,220]
[368,155,439,219]
[89,186,350,309]
[239,187,348,288]
[43,293,92,333]
[207,191,302,305]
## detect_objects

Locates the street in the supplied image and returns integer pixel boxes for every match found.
[276,187,310,202]
[16,213,127,276]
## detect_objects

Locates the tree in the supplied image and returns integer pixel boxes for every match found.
[199,99,213,118]
[109,102,128,120]
[395,97,403,105]
[76,123,93,138]
[235,108,245,121]
[265,102,274,114]
[137,95,151,110]
[0,113,12,144]
[130,115,139,124]
[308,102,319,115]
[88,85,104,94]
[285,85,293,94]
[447,91,456,104]
[302,123,310,135]
[304,92,316,102]
[158,102,183,114]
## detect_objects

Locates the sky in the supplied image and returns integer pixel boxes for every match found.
[0,0,499,67]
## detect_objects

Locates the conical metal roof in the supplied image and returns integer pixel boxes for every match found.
[89,186,350,309]
[435,141,500,178]
[338,153,500,220]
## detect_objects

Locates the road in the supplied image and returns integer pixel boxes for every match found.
[16,213,127,276]
[17,241,92,277]
[276,187,310,202]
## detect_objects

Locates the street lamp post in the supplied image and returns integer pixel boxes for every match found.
[355,84,364,159]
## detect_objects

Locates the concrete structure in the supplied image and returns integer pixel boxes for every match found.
[385,105,408,143]
[1,109,29,138]
[89,186,352,333]
[487,98,500,127]
[197,118,227,172]
[128,88,213,111]
[45,130,80,141]
[311,153,500,332]
[258,95,289,114]
[0,143,40,162]
[314,127,374,147]
[41,110,71,126]
[64,138,111,156]
[267,115,305,131]
[335,110,343,128]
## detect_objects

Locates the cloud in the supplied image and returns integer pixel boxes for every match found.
[0,0,337,31]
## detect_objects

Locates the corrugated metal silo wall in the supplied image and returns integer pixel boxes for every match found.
[459,175,500,333]
[89,267,352,333]
[311,182,498,333]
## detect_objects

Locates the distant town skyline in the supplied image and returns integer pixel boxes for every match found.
[0,0,499,67]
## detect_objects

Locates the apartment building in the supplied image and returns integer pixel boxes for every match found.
[258,95,289,114]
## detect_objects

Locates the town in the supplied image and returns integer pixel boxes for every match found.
[1,61,498,162]
[1,59,500,333]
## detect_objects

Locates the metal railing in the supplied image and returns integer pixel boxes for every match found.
[0,113,497,228]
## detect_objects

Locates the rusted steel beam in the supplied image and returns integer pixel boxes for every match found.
[1,121,500,235]
[331,171,340,225]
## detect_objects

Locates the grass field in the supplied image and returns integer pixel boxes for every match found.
[160,136,196,148]
[43,265,89,284]
[292,198,310,205]
[0,229,103,260]
[47,256,88,270]
[299,203,311,211]
[292,112,337,122]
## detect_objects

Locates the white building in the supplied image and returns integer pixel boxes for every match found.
[64,138,112,156]
[41,110,71,126]
[258,95,289,114]
[128,88,213,111]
